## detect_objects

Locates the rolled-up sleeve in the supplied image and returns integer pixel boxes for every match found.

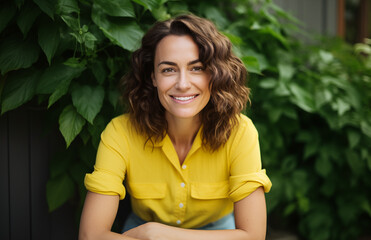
[84,119,128,200]
[228,116,272,202]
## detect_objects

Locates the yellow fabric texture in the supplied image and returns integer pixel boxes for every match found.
[84,114,272,229]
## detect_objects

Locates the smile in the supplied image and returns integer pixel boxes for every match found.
[171,95,199,102]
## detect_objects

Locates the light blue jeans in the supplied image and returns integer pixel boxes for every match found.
[122,212,235,232]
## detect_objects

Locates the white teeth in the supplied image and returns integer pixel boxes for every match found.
[173,95,196,101]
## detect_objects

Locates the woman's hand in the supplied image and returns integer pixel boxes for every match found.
[123,222,165,240]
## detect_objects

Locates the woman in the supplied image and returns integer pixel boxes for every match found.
[79,14,272,240]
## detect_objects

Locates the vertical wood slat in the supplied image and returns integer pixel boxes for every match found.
[337,0,345,38]
[357,0,370,42]
[325,0,337,36]
[301,0,323,34]
[8,109,31,239]
[29,108,51,240]
[0,114,10,240]
[274,0,337,37]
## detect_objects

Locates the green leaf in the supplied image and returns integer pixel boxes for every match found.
[267,107,282,123]
[64,57,87,68]
[1,69,40,114]
[202,5,228,29]
[36,61,85,94]
[61,15,79,31]
[33,0,55,19]
[92,5,144,51]
[242,56,261,74]
[360,121,371,138]
[258,26,289,49]
[346,150,364,176]
[315,154,332,177]
[0,36,40,75]
[91,60,107,84]
[87,115,106,148]
[94,0,135,17]
[278,63,295,81]
[57,0,79,14]
[304,141,319,160]
[71,85,105,124]
[46,173,75,212]
[289,83,315,113]
[347,130,361,149]
[167,1,188,15]
[243,49,269,71]
[17,3,41,37]
[38,19,60,65]
[108,89,120,109]
[47,76,73,108]
[132,0,161,11]
[315,88,332,109]
[259,78,277,89]
[0,3,17,34]
[152,4,170,21]
[59,105,86,147]
[367,155,371,172]
[83,32,98,50]
[274,81,290,97]
[319,50,334,63]
[332,98,350,116]
[283,203,296,216]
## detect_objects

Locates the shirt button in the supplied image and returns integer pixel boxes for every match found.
[180,182,185,188]
[182,165,187,169]
[176,220,181,224]
[179,203,184,208]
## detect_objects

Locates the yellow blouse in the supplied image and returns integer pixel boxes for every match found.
[84,114,271,229]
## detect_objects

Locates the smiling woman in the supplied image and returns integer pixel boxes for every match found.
[79,14,272,240]
[152,35,211,132]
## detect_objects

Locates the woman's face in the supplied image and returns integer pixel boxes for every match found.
[152,35,211,122]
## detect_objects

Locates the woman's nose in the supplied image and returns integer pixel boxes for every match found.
[176,71,191,90]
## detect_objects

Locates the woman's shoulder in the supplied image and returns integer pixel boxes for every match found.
[103,113,133,137]
[228,114,258,143]
[236,113,256,132]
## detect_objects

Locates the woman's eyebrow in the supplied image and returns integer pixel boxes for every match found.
[158,61,176,67]
[188,59,201,65]
[157,59,201,67]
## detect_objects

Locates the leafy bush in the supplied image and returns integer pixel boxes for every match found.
[0,0,370,239]
[253,37,371,240]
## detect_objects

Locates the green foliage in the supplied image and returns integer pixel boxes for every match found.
[0,0,370,239]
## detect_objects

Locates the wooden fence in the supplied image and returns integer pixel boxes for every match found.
[0,105,78,240]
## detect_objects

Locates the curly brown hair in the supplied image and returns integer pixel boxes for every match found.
[121,14,250,151]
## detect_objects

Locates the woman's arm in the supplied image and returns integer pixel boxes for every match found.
[123,187,267,240]
[79,191,140,240]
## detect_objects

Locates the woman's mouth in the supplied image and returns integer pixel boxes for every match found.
[170,94,199,102]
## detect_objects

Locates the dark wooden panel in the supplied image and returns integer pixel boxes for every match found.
[29,108,51,240]
[51,204,78,240]
[0,114,10,240]
[8,109,31,240]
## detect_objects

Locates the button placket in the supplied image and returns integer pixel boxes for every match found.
[175,164,188,225]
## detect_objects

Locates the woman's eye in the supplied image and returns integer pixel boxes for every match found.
[162,68,175,73]
[191,66,204,71]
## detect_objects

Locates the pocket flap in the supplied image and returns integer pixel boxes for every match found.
[191,181,229,199]
[129,183,166,199]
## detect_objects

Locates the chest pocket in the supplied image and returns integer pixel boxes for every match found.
[191,181,229,200]
[128,183,166,199]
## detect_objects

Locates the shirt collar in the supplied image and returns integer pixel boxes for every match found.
[151,126,203,152]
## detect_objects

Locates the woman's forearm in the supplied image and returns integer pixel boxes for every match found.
[154,223,257,240]
[123,222,261,240]
[79,230,141,240]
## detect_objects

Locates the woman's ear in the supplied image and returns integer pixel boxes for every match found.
[151,72,157,87]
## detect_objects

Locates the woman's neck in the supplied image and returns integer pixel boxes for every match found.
[166,114,201,164]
